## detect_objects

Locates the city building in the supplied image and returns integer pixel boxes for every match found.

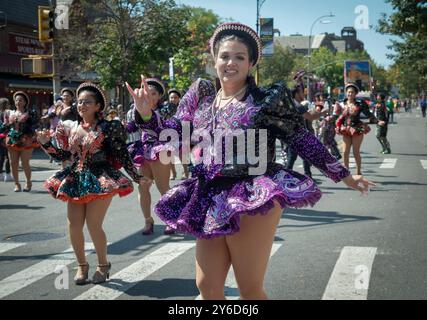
[0,0,79,112]
[275,27,364,55]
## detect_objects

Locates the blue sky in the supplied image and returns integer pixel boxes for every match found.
[176,0,397,69]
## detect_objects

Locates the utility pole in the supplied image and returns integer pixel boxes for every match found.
[307,13,334,102]
[256,0,266,85]
[50,0,60,101]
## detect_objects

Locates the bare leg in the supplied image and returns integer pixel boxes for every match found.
[182,164,189,179]
[170,163,176,179]
[138,164,154,220]
[342,135,352,170]
[226,202,282,300]
[20,149,33,188]
[352,134,364,175]
[8,149,20,189]
[150,160,171,195]
[67,202,87,264]
[196,236,231,300]
[151,160,174,234]
[85,197,112,265]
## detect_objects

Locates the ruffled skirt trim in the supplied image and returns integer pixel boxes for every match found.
[127,140,172,168]
[7,142,39,151]
[154,164,322,239]
[44,167,134,204]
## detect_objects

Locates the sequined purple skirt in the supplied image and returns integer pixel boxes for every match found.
[155,163,322,239]
[127,140,171,168]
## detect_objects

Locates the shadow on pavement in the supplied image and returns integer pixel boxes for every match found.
[279,208,381,229]
[119,278,199,299]
[0,204,45,210]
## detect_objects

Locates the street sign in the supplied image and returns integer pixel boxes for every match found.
[260,18,274,56]
[344,60,372,92]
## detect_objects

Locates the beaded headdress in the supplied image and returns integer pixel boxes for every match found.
[77,82,107,110]
[146,78,166,96]
[13,91,30,107]
[345,82,360,94]
[61,87,75,97]
[210,22,262,67]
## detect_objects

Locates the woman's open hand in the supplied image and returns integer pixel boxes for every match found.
[36,128,51,145]
[342,175,376,195]
[125,75,155,118]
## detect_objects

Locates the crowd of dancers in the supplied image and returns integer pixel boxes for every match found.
[0,22,424,299]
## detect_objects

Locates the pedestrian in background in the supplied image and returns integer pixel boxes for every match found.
[375,93,391,154]
[160,88,190,180]
[0,97,12,182]
[0,92,39,192]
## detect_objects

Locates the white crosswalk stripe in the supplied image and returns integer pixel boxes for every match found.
[74,242,195,300]
[322,246,377,300]
[0,243,95,299]
[0,242,26,255]
[195,243,282,300]
[421,160,427,170]
[380,158,397,169]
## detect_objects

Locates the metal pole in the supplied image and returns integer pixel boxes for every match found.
[51,0,60,102]
[255,0,260,85]
[307,13,334,103]
[307,33,311,102]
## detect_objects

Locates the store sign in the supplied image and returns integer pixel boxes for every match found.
[260,18,274,56]
[9,33,49,56]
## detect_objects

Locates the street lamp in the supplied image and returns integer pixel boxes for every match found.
[255,0,267,84]
[307,13,334,102]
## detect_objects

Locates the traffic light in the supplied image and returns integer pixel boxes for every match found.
[38,6,54,42]
[21,56,53,77]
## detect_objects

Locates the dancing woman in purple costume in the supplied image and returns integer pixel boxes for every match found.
[126,23,375,300]
[126,78,175,235]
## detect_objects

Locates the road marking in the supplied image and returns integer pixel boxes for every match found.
[380,158,397,169]
[31,170,60,174]
[349,158,356,168]
[74,242,195,300]
[0,243,95,299]
[322,246,377,300]
[421,160,427,170]
[0,242,26,255]
[196,243,282,300]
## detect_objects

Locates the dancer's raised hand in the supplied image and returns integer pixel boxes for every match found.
[125,75,155,118]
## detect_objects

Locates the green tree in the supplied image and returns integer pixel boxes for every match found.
[377,0,427,96]
[258,45,297,86]
[56,0,188,106]
[170,6,220,91]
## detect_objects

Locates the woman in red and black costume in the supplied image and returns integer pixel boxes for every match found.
[0,91,39,192]
[336,83,385,175]
[37,82,151,285]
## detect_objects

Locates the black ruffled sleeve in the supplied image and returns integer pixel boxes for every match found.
[41,140,72,162]
[103,120,142,183]
[359,99,379,124]
[253,82,305,141]
[254,82,350,183]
